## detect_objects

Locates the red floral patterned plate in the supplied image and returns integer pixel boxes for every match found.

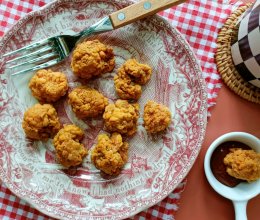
[0,0,207,219]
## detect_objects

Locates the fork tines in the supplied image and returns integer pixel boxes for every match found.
[3,38,61,76]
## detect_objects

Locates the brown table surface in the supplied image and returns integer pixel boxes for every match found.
[175,83,260,220]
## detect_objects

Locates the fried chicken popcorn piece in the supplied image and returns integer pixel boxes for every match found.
[143,100,171,134]
[91,133,129,176]
[71,40,115,79]
[224,148,260,182]
[121,59,152,85]
[114,69,142,100]
[68,86,109,119]
[53,124,88,168]
[103,100,139,136]
[22,103,61,141]
[114,59,152,100]
[29,69,68,103]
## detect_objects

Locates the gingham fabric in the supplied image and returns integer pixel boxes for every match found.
[0,0,245,219]
[231,0,260,88]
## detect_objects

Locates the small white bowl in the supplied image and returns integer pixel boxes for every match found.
[204,132,260,220]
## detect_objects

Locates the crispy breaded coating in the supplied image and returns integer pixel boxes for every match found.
[224,148,260,182]
[91,133,129,176]
[103,100,139,136]
[114,59,151,100]
[121,59,152,85]
[71,40,115,79]
[68,86,109,119]
[22,103,61,141]
[29,69,68,103]
[143,100,171,134]
[53,124,88,168]
[114,69,142,100]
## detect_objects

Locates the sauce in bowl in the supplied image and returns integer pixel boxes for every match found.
[210,141,251,187]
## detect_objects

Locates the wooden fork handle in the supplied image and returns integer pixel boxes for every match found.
[109,0,186,29]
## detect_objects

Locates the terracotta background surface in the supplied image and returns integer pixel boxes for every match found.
[176,0,260,218]
[176,83,260,220]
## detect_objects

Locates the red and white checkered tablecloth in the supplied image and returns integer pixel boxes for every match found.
[0,0,245,219]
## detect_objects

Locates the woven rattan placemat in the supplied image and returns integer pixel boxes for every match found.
[215,3,260,104]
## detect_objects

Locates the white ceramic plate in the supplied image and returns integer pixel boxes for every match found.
[0,0,207,219]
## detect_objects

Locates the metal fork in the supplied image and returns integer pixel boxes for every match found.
[3,0,185,76]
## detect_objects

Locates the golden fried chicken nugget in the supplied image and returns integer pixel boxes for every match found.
[224,148,260,182]
[68,86,109,119]
[103,100,139,136]
[114,59,151,100]
[91,133,128,176]
[53,124,88,168]
[71,40,115,79]
[22,103,61,140]
[29,69,68,103]
[122,59,152,85]
[114,69,142,100]
[143,100,171,134]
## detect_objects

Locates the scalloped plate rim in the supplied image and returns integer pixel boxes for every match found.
[0,0,208,219]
